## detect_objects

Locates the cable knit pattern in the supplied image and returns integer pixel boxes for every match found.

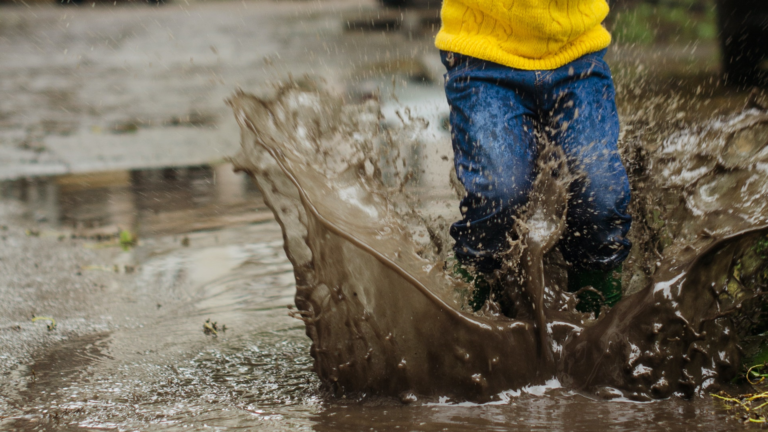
[435,0,612,70]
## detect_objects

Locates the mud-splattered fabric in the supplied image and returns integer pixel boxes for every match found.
[442,48,632,273]
[230,85,768,401]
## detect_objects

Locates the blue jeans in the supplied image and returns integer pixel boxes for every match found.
[441,49,632,273]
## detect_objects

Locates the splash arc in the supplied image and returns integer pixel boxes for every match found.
[228,86,768,402]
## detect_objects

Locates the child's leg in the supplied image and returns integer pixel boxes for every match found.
[541,49,632,272]
[441,51,539,273]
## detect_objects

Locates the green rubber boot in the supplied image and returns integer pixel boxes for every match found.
[451,260,492,311]
[568,265,623,316]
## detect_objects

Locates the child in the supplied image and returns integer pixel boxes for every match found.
[435,0,632,311]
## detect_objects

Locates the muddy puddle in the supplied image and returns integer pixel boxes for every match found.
[1,91,767,430]
[0,89,766,431]
[0,164,270,237]
[3,51,768,432]
[1,137,761,431]
[223,79,768,428]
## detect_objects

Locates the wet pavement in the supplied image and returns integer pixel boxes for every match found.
[1,164,269,236]
[1,0,767,430]
[0,0,443,179]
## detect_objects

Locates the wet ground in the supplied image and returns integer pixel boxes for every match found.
[0,0,766,430]
[0,179,754,429]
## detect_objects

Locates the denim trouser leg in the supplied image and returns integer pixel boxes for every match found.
[441,49,632,273]
[540,53,632,271]
[442,52,538,272]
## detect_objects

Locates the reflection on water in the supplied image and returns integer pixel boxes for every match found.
[0,164,269,236]
[310,394,740,432]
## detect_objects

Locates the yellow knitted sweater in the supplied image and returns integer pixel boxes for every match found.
[435,0,612,70]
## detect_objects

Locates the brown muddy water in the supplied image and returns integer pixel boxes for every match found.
[0,126,760,431]
[230,82,768,399]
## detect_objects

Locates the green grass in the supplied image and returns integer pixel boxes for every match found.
[611,0,718,45]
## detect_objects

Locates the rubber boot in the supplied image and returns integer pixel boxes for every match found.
[568,265,623,316]
[452,260,492,311]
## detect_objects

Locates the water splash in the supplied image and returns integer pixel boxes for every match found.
[229,84,768,402]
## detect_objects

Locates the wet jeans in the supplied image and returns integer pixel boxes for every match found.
[441,49,632,273]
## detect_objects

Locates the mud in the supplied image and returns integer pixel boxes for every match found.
[230,85,768,402]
